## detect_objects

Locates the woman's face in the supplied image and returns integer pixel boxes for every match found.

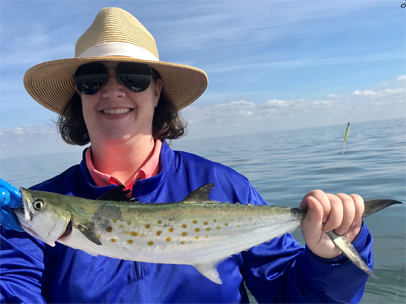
[76,61,163,145]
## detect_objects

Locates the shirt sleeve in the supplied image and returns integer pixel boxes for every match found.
[0,226,50,303]
[241,184,373,304]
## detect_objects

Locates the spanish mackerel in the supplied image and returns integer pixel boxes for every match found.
[13,184,401,284]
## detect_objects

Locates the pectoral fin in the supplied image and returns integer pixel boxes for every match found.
[75,222,103,246]
[193,261,222,284]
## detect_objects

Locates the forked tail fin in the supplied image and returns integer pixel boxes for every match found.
[328,199,402,279]
[362,199,402,218]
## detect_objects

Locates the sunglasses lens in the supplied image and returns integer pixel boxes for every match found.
[75,63,108,95]
[116,63,152,92]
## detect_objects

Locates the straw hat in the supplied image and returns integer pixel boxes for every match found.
[24,7,208,114]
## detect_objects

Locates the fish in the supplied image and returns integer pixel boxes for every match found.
[343,122,350,154]
[13,184,401,284]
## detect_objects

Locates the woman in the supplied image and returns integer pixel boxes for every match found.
[0,7,371,303]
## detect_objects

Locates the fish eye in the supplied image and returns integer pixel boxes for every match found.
[33,199,45,211]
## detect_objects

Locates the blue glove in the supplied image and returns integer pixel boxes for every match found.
[0,178,24,232]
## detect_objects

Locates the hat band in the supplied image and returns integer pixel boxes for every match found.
[78,42,159,61]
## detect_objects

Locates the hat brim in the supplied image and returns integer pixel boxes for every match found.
[24,56,208,114]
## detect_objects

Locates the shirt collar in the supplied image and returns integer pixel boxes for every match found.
[85,139,162,189]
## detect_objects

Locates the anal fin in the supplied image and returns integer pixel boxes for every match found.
[193,261,223,284]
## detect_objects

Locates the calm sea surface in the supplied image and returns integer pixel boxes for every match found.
[1,118,405,303]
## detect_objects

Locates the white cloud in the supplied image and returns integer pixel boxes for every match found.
[397,75,406,82]
[326,94,339,98]
[265,99,289,107]
[183,75,405,132]
[0,124,84,159]
[353,90,377,97]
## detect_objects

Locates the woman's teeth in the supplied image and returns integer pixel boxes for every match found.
[102,108,131,115]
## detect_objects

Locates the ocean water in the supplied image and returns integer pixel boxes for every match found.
[1,118,405,303]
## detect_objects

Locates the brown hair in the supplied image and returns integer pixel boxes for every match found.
[57,89,187,146]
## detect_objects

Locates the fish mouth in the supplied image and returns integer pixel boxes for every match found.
[58,220,73,240]
[18,188,33,221]
[13,207,25,215]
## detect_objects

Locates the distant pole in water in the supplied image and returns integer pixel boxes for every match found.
[343,122,350,154]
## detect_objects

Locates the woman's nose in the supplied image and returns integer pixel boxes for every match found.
[101,69,126,98]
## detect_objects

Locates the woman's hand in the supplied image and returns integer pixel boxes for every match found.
[299,190,364,259]
[0,178,24,232]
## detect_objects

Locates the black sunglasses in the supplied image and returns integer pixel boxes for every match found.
[74,62,160,95]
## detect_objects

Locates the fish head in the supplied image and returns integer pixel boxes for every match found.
[14,188,71,247]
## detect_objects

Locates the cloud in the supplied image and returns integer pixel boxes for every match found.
[353,90,376,97]
[182,73,406,137]
[397,75,406,82]
[0,124,84,159]
[183,100,256,124]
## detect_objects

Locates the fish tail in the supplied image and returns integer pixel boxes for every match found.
[362,199,402,218]
[327,199,402,279]
[327,231,378,279]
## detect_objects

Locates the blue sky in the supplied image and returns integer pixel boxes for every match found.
[0,0,405,158]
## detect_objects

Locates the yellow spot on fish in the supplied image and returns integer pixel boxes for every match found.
[182,224,187,228]
[157,220,162,224]
[127,240,133,244]
[192,220,198,224]
[182,232,187,237]
[249,218,252,220]
[145,224,150,229]
[127,221,131,225]
[206,228,211,231]
[180,241,185,245]
[97,235,101,239]
[205,236,208,238]
[156,230,162,236]
[130,232,138,237]
[224,223,229,226]
[195,228,200,232]
[169,228,174,233]
[113,219,117,223]
[141,234,146,237]
[195,236,199,239]
[148,241,154,246]
[231,219,234,221]
[203,222,208,225]
[169,218,173,222]
[106,227,113,232]
[213,219,217,222]
[237,225,240,228]
[119,224,123,228]
[166,237,171,242]
[111,238,116,243]
[216,226,221,230]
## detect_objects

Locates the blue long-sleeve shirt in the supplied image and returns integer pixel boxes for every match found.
[0,142,373,303]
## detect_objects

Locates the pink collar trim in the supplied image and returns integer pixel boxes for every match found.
[85,139,162,189]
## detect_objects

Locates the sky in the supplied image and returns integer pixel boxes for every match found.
[0,0,405,158]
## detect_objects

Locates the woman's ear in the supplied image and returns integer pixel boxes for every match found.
[153,78,163,107]
[74,85,82,96]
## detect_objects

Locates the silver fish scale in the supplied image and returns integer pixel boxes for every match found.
[90,203,298,263]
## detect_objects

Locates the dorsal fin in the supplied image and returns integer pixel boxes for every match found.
[97,185,138,203]
[183,183,219,204]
